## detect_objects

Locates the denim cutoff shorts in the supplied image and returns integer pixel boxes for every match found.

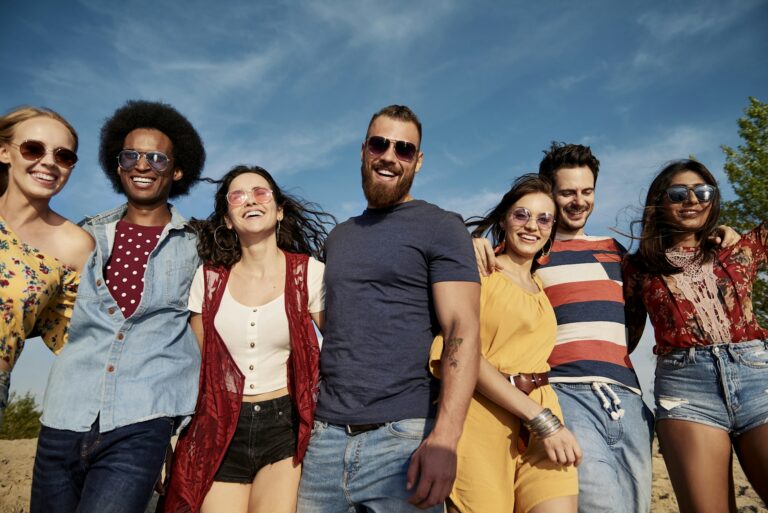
[214,394,297,483]
[654,340,768,436]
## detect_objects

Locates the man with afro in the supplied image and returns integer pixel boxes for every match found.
[31,100,205,513]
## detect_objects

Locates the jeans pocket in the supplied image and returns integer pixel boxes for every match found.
[386,418,430,440]
[738,344,768,369]
[276,407,296,430]
[311,420,327,437]
[657,351,689,370]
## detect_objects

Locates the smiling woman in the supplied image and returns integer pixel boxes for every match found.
[0,106,94,426]
[624,159,768,512]
[431,174,581,513]
[163,165,336,513]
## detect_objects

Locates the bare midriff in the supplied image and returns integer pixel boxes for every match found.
[241,386,289,403]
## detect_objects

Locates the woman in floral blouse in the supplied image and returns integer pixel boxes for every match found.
[0,107,93,424]
[624,159,767,512]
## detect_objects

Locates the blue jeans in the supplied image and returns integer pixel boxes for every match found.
[30,416,174,513]
[0,370,9,426]
[297,418,442,513]
[553,383,654,513]
[655,340,768,435]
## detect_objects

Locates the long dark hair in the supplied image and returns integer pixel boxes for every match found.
[192,165,336,267]
[466,173,558,273]
[629,159,721,274]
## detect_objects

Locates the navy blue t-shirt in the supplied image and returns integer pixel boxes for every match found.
[315,200,479,424]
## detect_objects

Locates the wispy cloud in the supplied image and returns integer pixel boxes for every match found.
[307,0,459,48]
[434,190,502,221]
[637,0,764,41]
[606,0,766,93]
[204,118,360,179]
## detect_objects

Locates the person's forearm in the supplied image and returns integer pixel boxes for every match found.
[475,358,544,422]
[431,321,480,444]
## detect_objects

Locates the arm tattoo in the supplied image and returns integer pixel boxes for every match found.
[445,337,463,369]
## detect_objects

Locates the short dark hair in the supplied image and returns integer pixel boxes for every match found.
[98,100,205,198]
[466,173,558,272]
[539,142,600,185]
[629,159,721,274]
[366,105,422,146]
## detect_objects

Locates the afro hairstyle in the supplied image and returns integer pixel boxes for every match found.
[99,100,205,198]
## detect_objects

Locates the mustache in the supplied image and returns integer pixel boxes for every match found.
[564,205,590,214]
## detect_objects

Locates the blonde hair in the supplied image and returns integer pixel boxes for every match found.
[0,106,78,194]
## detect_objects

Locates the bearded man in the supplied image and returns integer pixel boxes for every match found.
[296,105,480,513]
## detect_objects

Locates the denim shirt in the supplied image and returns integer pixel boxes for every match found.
[41,204,201,433]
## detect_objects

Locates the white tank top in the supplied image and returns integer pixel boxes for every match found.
[188,258,325,394]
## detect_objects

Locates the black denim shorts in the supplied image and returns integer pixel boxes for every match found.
[214,394,298,483]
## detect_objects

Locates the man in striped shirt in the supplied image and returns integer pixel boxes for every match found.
[535,142,652,513]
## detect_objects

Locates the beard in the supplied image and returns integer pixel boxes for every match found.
[361,161,415,208]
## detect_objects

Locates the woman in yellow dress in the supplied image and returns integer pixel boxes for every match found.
[432,174,580,513]
[0,107,94,424]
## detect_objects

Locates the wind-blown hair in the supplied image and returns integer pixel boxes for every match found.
[538,141,600,185]
[98,100,205,198]
[0,106,78,195]
[192,165,336,267]
[466,173,558,272]
[628,159,721,275]
[366,105,422,146]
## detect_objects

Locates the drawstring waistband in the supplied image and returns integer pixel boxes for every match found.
[592,382,625,420]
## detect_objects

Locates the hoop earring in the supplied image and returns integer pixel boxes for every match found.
[494,238,506,255]
[540,238,553,258]
[213,225,238,251]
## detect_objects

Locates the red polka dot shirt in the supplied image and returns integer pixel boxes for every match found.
[104,220,164,318]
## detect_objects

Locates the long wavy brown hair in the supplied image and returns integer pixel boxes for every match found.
[628,159,721,274]
[192,165,336,267]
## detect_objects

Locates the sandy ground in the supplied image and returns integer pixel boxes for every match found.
[1,438,765,512]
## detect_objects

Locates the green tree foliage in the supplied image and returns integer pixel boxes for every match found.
[0,392,42,439]
[720,97,768,325]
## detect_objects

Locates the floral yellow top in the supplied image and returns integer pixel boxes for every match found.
[0,216,80,369]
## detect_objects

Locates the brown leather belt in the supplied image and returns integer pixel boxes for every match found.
[503,372,549,395]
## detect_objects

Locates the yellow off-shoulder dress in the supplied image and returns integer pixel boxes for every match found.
[0,215,79,370]
[431,272,578,513]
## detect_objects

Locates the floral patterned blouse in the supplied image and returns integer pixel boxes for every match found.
[0,216,80,369]
[624,223,768,355]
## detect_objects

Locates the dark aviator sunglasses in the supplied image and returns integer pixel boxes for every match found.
[365,136,419,163]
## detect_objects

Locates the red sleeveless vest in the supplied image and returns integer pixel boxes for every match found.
[162,252,320,512]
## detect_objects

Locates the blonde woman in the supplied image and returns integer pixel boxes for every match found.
[0,106,93,423]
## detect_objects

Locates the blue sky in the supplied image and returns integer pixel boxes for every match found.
[4,0,767,403]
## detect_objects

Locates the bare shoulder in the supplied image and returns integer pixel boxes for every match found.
[52,217,95,271]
